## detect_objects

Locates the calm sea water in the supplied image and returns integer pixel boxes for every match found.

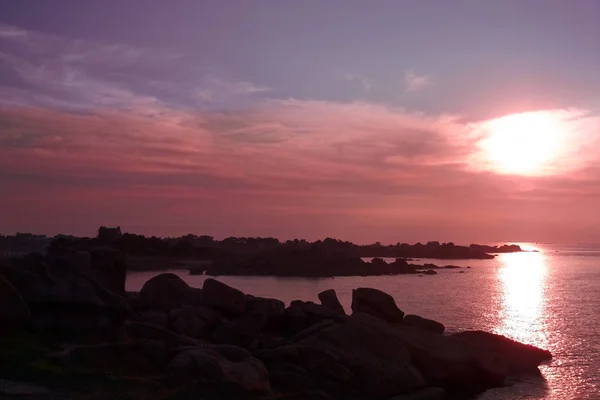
[126,243,600,400]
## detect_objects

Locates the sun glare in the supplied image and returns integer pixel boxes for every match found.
[478,111,567,175]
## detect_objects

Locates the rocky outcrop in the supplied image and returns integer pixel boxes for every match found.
[402,314,445,334]
[246,295,285,318]
[170,305,223,339]
[318,289,345,314]
[167,344,271,393]
[0,255,552,400]
[259,312,425,398]
[202,278,246,316]
[278,301,341,335]
[0,253,128,332]
[452,330,552,374]
[139,273,202,311]
[351,287,405,323]
[394,326,509,395]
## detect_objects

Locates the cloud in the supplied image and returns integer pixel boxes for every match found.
[1,99,599,241]
[0,24,268,112]
[1,24,600,242]
[404,69,432,92]
[194,76,271,104]
[344,73,372,92]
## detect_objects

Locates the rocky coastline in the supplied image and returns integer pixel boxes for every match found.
[1,230,525,267]
[191,253,464,277]
[0,246,551,400]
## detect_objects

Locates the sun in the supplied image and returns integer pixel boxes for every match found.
[478,111,566,175]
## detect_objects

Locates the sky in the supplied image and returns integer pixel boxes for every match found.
[1,0,599,243]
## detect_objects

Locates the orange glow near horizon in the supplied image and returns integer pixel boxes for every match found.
[479,111,567,176]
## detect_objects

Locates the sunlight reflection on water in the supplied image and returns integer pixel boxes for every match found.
[495,251,549,350]
[128,243,600,399]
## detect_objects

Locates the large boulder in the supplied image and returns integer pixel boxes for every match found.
[136,309,169,328]
[246,295,285,319]
[351,287,405,323]
[401,315,445,334]
[318,289,345,315]
[277,301,340,335]
[212,296,284,348]
[169,305,223,339]
[394,326,508,395]
[52,342,162,377]
[212,311,268,349]
[452,330,552,374]
[202,279,246,316]
[124,321,202,349]
[259,312,425,398]
[139,273,201,311]
[167,344,271,394]
[0,275,30,325]
[0,253,128,332]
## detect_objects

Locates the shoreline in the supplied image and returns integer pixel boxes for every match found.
[1,247,552,400]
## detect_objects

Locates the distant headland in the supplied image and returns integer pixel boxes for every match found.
[1,227,524,277]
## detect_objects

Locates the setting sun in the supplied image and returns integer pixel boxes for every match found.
[478,111,567,175]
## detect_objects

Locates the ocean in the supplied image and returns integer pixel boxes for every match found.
[126,243,600,399]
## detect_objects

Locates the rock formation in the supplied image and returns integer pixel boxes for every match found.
[0,251,551,400]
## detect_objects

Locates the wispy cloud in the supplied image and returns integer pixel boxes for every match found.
[0,24,269,112]
[194,76,271,103]
[344,73,372,92]
[404,69,432,92]
[1,99,598,240]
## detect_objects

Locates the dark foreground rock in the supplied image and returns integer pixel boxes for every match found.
[318,289,346,315]
[0,254,551,400]
[402,314,445,334]
[351,287,405,323]
[139,273,203,311]
[452,330,552,374]
[167,344,271,393]
[259,312,425,398]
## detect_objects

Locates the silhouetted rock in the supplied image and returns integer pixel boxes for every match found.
[259,312,425,398]
[167,344,271,394]
[452,330,552,374]
[202,278,246,316]
[52,342,162,377]
[170,305,222,339]
[351,287,405,323]
[469,244,523,254]
[423,269,437,275]
[137,309,169,328]
[395,326,509,395]
[139,273,200,311]
[213,310,269,348]
[125,320,201,348]
[279,301,341,335]
[0,253,128,332]
[245,295,285,319]
[0,261,554,400]
[318,289,345,314]
[401,315,445,334]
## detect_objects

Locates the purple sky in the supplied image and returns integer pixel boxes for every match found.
[1,1,599,243]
